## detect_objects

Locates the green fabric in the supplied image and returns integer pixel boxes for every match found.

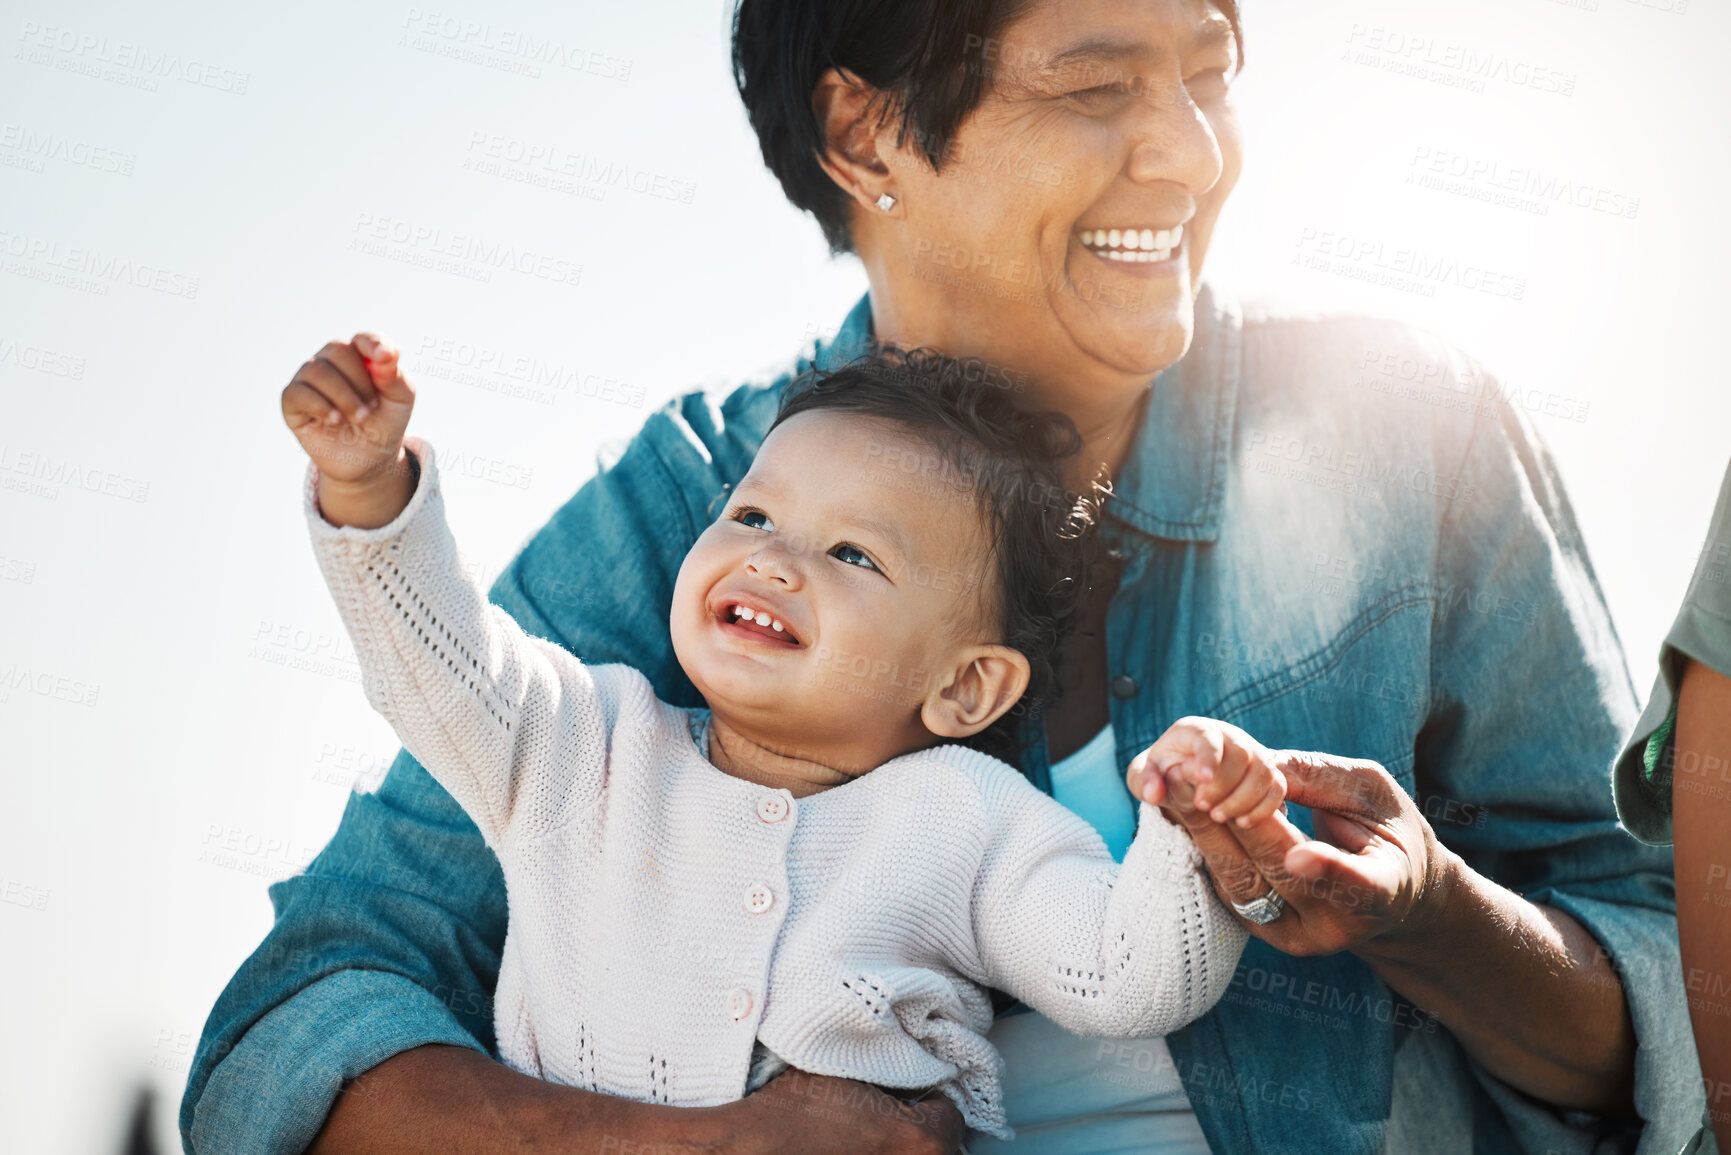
[1643,700,1678,802]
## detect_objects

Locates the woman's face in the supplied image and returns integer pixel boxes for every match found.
[862,0,1242,418]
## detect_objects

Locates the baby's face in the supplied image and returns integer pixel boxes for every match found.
[669,411,1000,775]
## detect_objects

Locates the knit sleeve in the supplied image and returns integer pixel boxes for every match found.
[969,774,1248,1039]
[305,438,614,847]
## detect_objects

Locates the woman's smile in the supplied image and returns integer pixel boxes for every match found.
[1077,221,1185,267]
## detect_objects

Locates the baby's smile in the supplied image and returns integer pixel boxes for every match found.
[722,601,802,645]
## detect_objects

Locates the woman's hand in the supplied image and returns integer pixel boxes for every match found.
[1131,751,1638,1114]
[308,1045,969,1155]
[1132,748,1447,955]
[733,1069,968,1154]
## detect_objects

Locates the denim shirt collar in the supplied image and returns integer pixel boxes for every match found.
[814,284,1242,544]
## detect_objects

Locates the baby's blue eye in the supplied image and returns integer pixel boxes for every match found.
[830,543,878,571]
[736,509,774,531]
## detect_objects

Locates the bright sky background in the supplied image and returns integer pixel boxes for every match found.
[2,0,1725,1150]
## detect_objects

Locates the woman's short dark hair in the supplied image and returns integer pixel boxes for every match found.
[732,0,1243,253]
[770,348,1106,765]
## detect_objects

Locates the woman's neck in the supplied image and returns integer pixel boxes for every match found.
[861,266,1152,486]
[705,713,860,798]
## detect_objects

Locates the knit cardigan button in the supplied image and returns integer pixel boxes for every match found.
[744,884,775,914]
[726,988,754,1020]
[755,794,790,823]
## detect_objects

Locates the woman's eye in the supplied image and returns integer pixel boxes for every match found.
[829,543,878,571]
[1185,68,1229,96]
[1068,84,1122,104]
[736,509,773,531]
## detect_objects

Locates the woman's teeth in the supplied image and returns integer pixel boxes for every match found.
[1079,224,1182,263]
[732,604,784,632]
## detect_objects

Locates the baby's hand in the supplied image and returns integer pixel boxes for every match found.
[1125,717,1287,828]
[280,333,415,484]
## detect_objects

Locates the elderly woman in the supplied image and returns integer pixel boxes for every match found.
[183,0,1694,1152]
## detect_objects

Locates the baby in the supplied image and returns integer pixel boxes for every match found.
[280,333,1286,1139]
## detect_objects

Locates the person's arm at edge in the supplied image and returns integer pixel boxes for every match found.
[1674,659,1731,1150]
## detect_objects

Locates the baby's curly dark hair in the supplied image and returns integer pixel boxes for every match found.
[771,347,1107,765]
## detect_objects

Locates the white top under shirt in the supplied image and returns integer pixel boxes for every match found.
[306,442,1246,1140]
[971,724,1211,1153]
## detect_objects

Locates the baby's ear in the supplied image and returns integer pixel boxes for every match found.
[922,646,1031,741]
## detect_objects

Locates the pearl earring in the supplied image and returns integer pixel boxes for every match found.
[876,193,896,212]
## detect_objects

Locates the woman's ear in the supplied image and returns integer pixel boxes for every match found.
[922,646,1033,741]
[811,67,896,214]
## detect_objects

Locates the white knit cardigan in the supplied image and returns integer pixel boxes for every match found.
[306,441,1247,1139]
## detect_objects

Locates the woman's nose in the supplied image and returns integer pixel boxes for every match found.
[1124,78,1224,197]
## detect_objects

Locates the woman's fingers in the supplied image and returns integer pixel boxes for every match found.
[1276,750,1394,819]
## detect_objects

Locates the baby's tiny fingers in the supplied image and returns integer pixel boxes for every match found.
[1125,751,1166,806]
[315,341,379,415]
[1205,753,1265,822]
[281,380,336,430]
[295,357,371,424]
[1236,779,1288,827]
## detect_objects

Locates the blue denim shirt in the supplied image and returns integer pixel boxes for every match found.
[183,286,1696,1155]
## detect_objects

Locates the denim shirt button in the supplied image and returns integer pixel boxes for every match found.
[1111,674,1139,699]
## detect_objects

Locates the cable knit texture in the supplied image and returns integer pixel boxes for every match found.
[305,439,1248,1139]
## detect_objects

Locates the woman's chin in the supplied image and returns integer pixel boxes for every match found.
[1048,255,1194,378]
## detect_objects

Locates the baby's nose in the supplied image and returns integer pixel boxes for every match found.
[745,549,799,587]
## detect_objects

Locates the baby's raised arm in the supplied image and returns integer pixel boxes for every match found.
[283,334,615,846]
[967,770,1249,1040]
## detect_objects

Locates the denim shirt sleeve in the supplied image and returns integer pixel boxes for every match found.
[1417,389,1699,1152]
[181,383,783,1155]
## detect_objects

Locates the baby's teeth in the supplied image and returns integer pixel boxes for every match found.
[734,605,748,617]
[771,620,783,632]
[755,611,771,626]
